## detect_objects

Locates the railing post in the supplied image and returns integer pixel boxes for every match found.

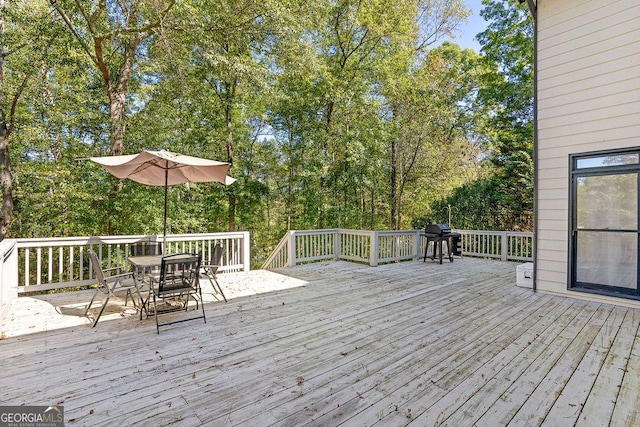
[242,231,251,271]
[414,230,422,260]
[501,232,508,261]
[334,229,341,261]
[0,239,18,325]
[289,231,297,267]
[370,231,379,267]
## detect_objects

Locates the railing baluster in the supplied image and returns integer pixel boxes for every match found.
[69,247,74,282]
[47,247,53,284]
[25,248,30,287]
[58,247,63,283]
[80,246,84,281]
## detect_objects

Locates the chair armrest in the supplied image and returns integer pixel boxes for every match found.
[104,271,135,282]
[103,265,127,274]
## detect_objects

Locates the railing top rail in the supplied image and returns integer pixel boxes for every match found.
[162,232,249,239]
[454,229,533,236]
[337,229,373,236]
[16,232,246,248]
[376,230,419,236]
[16,235,151,247]
[291,229,339,235]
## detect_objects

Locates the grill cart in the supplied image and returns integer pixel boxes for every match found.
[423,224,462,264]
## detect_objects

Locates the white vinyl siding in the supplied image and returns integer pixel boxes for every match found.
[536,0,640,304]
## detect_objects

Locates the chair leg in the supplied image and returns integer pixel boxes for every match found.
[134,285,149,320]
[199,288,206,324]
[87,293,111,327]
[83,289,101,317]
[91,298,110,327]
[85,288,112,327]
[212,275,227,303]
[124,289,137,308]
[154,293,160,334]
[204,269,227,302]
[188,290,199,310]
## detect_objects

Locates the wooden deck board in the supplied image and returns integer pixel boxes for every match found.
[1,258,640,426]
[293,288,555,426]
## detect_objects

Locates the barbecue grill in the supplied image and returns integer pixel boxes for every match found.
[423,224,462,263]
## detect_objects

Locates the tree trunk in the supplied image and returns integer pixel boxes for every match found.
[390,137,398,230]
[107,35,138,156]
[225,86,236,231]
[370,186,375,230]
[108,89,127,156]
[0,2,11,239]
[0,133,11,239]
[287,127,294,230]
[319,101,334,229]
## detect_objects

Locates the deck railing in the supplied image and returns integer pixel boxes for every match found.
[0,239,18,323]
[261,229,534,269]
[0,228,532,322]
[456,229,533,262]
[14,231,250,294]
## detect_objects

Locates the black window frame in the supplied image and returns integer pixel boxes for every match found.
[568,147,640,300]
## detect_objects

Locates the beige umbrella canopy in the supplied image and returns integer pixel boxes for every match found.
[89,149,235,248]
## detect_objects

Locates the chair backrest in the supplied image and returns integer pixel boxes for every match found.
[88,249,109,293]
[158,253,201,294]
[130,242,163,257]
[209,243,224,269]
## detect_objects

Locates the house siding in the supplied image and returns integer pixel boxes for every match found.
[537,0,640,306]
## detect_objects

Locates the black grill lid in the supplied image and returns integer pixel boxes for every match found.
[425,223,451,235]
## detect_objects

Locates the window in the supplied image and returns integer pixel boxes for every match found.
[569,148,640,299]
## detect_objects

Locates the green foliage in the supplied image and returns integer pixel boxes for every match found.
[4,0,535,262]
[426,0,535,232]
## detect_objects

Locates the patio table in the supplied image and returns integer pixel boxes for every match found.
[128,255,163,319]
[128,254,164,271]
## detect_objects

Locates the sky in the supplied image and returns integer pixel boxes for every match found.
[445,0,488,52]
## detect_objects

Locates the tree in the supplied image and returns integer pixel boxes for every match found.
[0,0,64,238]
[4,0,535,250]
[429,0,534,231]
[476,0,534,230]
[386,43,487,229]
[379,0,471,229]
[50,0,176,156]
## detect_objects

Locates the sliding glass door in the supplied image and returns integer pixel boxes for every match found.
[570,150,640,298]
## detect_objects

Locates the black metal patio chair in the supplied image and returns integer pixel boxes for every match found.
[150,253,205,333]
[200,243,228,303]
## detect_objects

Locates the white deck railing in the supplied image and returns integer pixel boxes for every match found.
[261,229,534,269]
[0,239,18,323]
[456,229,533,262]
[14,231,250,294]
[0,228,532,323]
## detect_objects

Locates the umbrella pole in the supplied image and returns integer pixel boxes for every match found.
[163,166,168,255]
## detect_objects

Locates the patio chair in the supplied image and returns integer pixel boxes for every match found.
[150,253,205,333]
[84,249,142,327]
[200,243,227,303]
[129,241,163,257]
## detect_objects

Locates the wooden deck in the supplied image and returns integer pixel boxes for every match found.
[1,258,639,426]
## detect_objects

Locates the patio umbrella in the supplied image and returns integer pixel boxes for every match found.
[88,149,235,250]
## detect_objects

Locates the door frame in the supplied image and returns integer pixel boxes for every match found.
[568,147,640,300]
